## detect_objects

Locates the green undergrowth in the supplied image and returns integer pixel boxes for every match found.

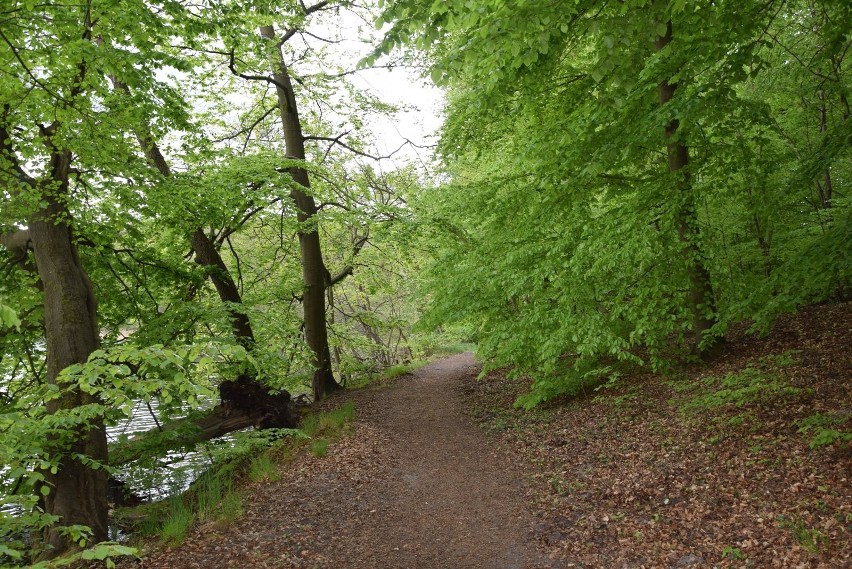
[476,348,847,454]
[672,351,805,412]
[430,341,477,356]
[514,357,643,411]
[344,359,428,389]
[796,412,852,449]
[777,516,830,553]
[118,401,357,548]
[343,343,471,391]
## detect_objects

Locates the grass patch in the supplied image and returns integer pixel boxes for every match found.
[149,472,245,544]
[310,438,329,457]
[301,401,357,458]
[217,490,243,524]
[248,454,281,483]
[194,474,243,527]
[778,517,829,553]
[301,400,355,437]
[345,360,429,389]
[382,361,424,380]
[430,342,476,356]
[159,497,194,546]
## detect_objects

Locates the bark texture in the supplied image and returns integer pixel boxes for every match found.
[261,23,339,400]
[29,152,109,558]
[656,21,719,357]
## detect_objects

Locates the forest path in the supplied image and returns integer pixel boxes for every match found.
[138,353,552,568]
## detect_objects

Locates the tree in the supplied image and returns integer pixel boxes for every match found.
[0,0,280,556]
[260,21,340,401]
[374,0,849,404]
[654,18,718,355]
[1,2,111,556]
[108,76,298,435]
[211,0,412,400]
[1,122,109,558]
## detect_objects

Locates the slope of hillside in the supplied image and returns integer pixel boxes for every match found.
[463,301,851,567]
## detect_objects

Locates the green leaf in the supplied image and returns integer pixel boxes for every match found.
[0,304,21,330]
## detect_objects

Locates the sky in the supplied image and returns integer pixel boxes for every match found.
[308,6,446,173]
[351,65,445,171]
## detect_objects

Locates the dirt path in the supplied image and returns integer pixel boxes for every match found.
[138,353,552,568]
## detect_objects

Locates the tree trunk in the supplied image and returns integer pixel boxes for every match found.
[29,150,108,559]
[817,90,833,209]
[132,113,256,349]
[260,24,339,400]
[656,21,719,357]
[117,92,297,435]
[189,229,255,348]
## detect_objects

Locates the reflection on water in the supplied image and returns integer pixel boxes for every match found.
[108,398,220,501]
[2,398,223,504]
[1,396,229,538]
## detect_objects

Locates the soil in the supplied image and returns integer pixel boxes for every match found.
[130,353,553,568]
[124,301,851,569]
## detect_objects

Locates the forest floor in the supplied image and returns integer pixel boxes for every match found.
[127,301,850,568]
[129,352,551,569]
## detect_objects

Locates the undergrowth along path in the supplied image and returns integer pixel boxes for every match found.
[136,352,551,568]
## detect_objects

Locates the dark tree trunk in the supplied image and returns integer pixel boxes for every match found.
[135,119,255,350]
[120,97,297,432]
[190,229,255,348]
[656,21,719,357]
[261,24,339,400]
[817,91,833,209]
[29,150,108,559]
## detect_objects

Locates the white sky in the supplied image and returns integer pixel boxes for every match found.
[309,7,446,173]
[352,65,445,170]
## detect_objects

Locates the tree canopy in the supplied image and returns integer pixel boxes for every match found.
[376,0,850,404]
[0,0,849,564]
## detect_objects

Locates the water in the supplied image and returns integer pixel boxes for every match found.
[2,396,230,510]
[107,398,219,501]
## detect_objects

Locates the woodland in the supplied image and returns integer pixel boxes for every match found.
[0,0,849,566]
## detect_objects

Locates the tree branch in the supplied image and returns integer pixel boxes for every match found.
[304,134,429,162]
[210,106,278,151]
[326,234,370,288]
[227,46,289,91]
[0,106,37,188]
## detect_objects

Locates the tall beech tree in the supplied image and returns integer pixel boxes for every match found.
[260,21,340,400]
[1,119,109,557]
[194,0,418,402]
[655,19,718,355]
[110,81,298,437]
[0,1,144,556]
